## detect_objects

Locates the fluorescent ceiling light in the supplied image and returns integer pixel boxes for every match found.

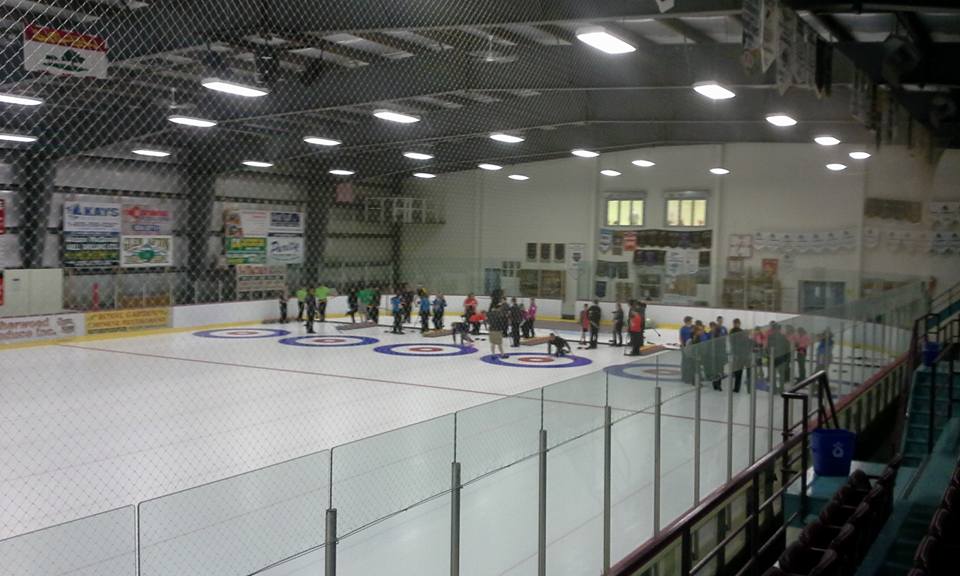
[693,81,736,100]
[572,149,599,158]
[601,169,621,177]
[201,78,269,98]
[632,159,656,167]
[576,26,636,54]
[478,163,503,171]
[304,137,341,147]
[766,114,797,127]
[0,133,38,143]
[329,169,355,176]
[403,151,434,160]
[132,149,171,158]
[508,174,529,181]
[849,151,871,160]
[0,93,43,106]
[826,163,847,171]
[168,115,217,128]
[489,133,524,143]
[709,167,730,175]
[373,109,420,123]
[814,135,841,146]
[242,161,273,168]
[413,172,436,179]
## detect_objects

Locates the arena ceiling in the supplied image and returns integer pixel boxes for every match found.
[0,0,958,182]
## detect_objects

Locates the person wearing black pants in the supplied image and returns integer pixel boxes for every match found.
[347,289,358,323]
[547,333,571,357]
[730,319,750,393]
[278,290,288,324]
[508,298,522,347]
[610,301,624,346]
[587,300,602,349]
[627,304,644,356]
[304,292,317,334]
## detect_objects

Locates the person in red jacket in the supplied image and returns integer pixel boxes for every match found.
[463,293,479,334]
[578,303,590,345]
[627,303,646,356]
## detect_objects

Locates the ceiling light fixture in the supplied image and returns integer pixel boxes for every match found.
[329,169,355,176]
[601,169,621,177]
[814,136,841,146]
[0,93,43,106]
[765,114,797,127]
[478,163,503,171]
[413,172,436,179]
[508,174,529,181]
[373,109,420,124]
[826,163,847,171]
[403,151,434,160]
[575,26,637,54]
[632,159,656,167]
[849,151,871,160]
[167,115,217,128]
[572,149,599,158]
[201,78,269,98]
[132,149,171,158]
[242,161,273,168]
[489,133,524,143]
[304,137,342,147]
[0,133,38,143]
[709,167,730,175]
[693,81,736,100]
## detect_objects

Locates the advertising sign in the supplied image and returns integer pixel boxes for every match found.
[236,265,287,293]
[63,201,121,233]
[63,232,120,267]
[86,308,170,335]
[0,313,84,345]
[267,235,304,265]
[23,24,109,79]
[121,236,173,268]
[226,237,267,265]
[269,211,304,234]
[224,209,269,238]
[122,204,173,236]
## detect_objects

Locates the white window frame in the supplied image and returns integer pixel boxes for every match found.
[664,190,710,228]
[603,193,646,228]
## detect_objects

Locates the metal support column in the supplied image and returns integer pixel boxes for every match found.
[603,406,612,574]
[325,508,337,576]
[726,375,734,481]
[838,324,847,393]
[450,462,461,576]
[654,387,662,533]
[694,364,702,504]
[768,348,776,452]
[749,358,757,464]
[538,429,547,576]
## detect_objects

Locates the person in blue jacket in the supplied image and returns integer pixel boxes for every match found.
[679,316,695,384]
[418,293,431,332]
[391,294,404,334]
[432,294,447,330]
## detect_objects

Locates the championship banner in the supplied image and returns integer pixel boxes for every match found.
[267,236,304,265]
[930,201,960,227]
[623,231,637,251]
[86,308,170,335]
[122,204,173,236]
[23,24,108,78]
[236,265,287,293]
[225,237,267,265]
[269,211,305,235]
[224,209,269,238]
[121,236,173,268]
[63,201,121,233]
[63,232,120,267]
[598,229,613,253]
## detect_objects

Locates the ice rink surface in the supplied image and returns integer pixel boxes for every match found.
[0,315,873,575]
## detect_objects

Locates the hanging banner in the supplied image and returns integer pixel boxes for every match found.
[268,211,305,235]
[226,237,267,265]
[598,229,613,253]
[122,204,173,236]
[23,25,109,78]
[267,236,304,265]
[63,201,121,233]
[121,236,173,268]
[741,0,763,73]
[0,198,5,235]
[761,0,780,73]
[930,201,960,227]
[224,209,269,238]
[623,231,637,251]
[63,232,120,268]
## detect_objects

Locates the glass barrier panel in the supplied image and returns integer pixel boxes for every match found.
[138,450,329,576]
[331,414,454,536]
[610,409,656,564]
[541,372,606,450]
[0,506,135,576]
[456,394,541,485]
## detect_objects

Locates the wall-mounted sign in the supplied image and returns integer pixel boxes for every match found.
[63,232,120,268]
[121,236,173,268]
[122,204,173,236]
[225,237,267,265]
[63,201,121,233]
[267,236,304,265]
[23,24,108,78]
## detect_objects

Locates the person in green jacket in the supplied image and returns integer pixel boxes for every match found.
[295,287,307,321]
[315,284,330,322]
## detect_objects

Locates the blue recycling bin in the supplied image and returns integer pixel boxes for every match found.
[811,428,856,477]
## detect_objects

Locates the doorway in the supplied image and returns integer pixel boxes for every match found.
[800,281,846,313]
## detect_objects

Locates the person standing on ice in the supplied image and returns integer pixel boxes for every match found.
[304,290,317,334]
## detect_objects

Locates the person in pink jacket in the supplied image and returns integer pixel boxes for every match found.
[524,298,538,337]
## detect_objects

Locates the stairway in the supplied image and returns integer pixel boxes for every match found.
[901,368,960,468]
